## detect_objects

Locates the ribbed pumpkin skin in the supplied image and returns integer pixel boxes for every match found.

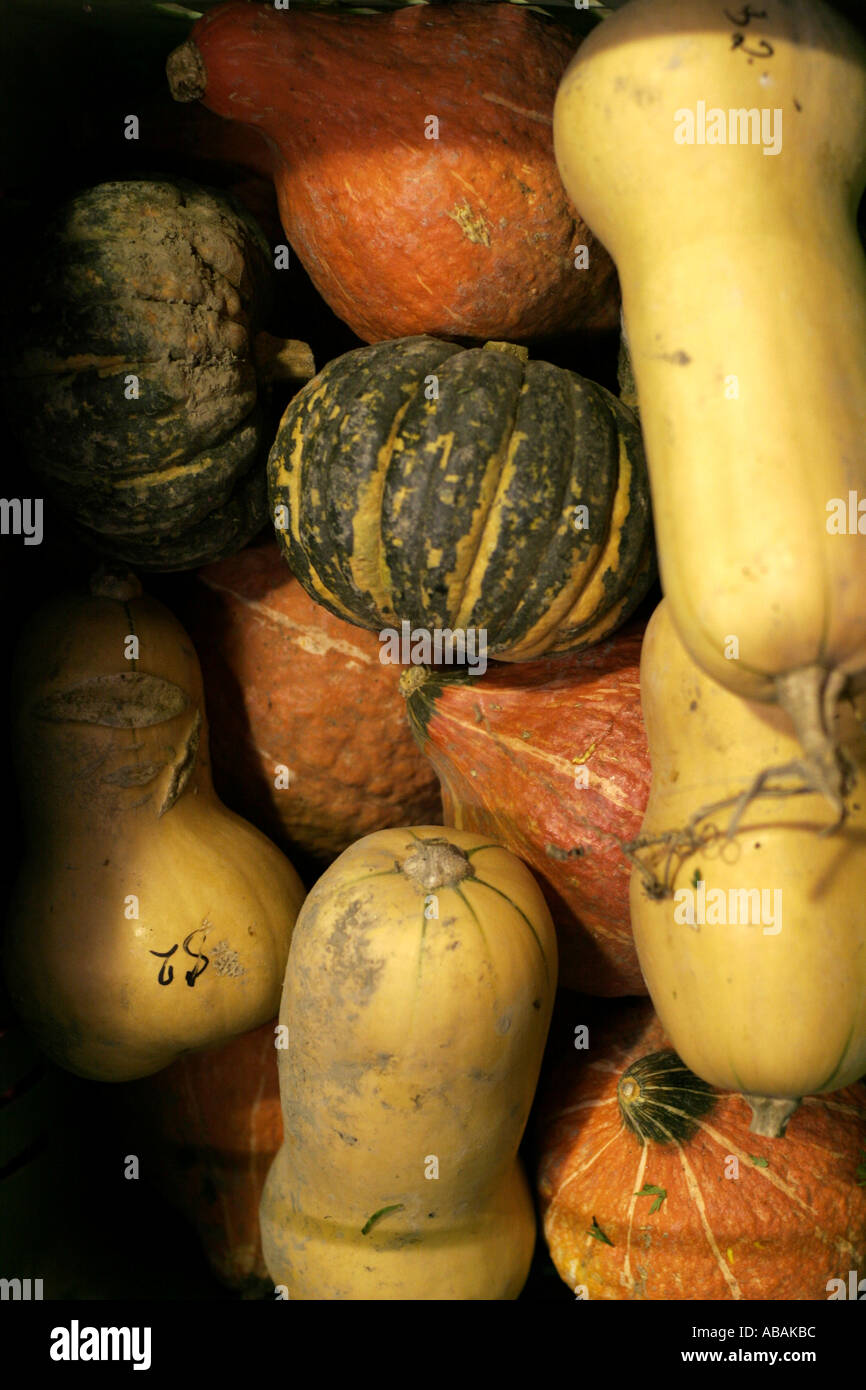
[169,2,619,344]
[178,541,442,860]
[268,337,654,661]
[115,1019,281,1293]
[5,179,276,570]
[537,1000,866,1301]
[87,464,269,574]
[403,624,649,994]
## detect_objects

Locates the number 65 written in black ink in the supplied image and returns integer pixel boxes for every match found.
[150,929,210,987]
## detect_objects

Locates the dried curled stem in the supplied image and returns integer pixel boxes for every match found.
[774,665,854,818]
[620,663,864,898]
[620,758,847,901]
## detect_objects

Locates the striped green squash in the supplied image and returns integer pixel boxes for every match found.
[267,337,654,661]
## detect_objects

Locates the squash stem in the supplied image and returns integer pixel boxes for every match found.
[89,567,142,602]
[402,838,473,892]
[398,666,430,698]
[774,666,850,818]
[254,333,315,386]
[743,1095,800,1139]
[166,39,207,103]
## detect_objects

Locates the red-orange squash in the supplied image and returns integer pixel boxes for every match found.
[537,999,866,1300]
[116,1018,280,1294]
[402,623,649,994]
[177,540,442,861]
[166,2,619,344]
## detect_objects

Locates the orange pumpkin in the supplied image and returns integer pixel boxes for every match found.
[116,1019,281,1294]
[177,540,442,861]
[537,999,866,1300]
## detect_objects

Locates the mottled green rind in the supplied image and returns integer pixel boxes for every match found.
[549,387,655,650]
[268,335,655,659]
[4,177,275,566]
[44,409,263,536]
[74,455,268,572]
[285,337,462,628]
[16,325,258,478]
[488,369,619,651]
[381,344,527,635]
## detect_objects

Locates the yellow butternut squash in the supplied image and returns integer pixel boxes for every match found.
[3,572,305,1082]
[554,0,866,811]
[260,826,557,1299]
[629,600,866,1136]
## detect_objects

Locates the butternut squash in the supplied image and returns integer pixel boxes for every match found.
[259,827,557,1300]
[554,0,866,811]
[629,600,866,1137]
[3,572,305,1082]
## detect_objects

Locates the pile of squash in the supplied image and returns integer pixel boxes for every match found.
[2,0,866,1304]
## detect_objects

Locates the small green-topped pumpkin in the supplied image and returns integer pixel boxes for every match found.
[4,178,313,571]
[537,1000,866,1300]
[268,337,654,662]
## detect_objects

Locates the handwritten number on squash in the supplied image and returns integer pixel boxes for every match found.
[725,5,774,58]
[150,930,210,987]
[182,929,209,986]
[731,34,774,56]
[150,944,177,986]
[724,5,767,23]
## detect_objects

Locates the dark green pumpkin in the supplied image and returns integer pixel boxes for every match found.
[5,178,312,570]
[268,337,655,661]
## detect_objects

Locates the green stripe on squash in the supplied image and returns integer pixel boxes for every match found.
[267,336,655,662]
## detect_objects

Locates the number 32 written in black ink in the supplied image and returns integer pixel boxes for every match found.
[725,5,774,58]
